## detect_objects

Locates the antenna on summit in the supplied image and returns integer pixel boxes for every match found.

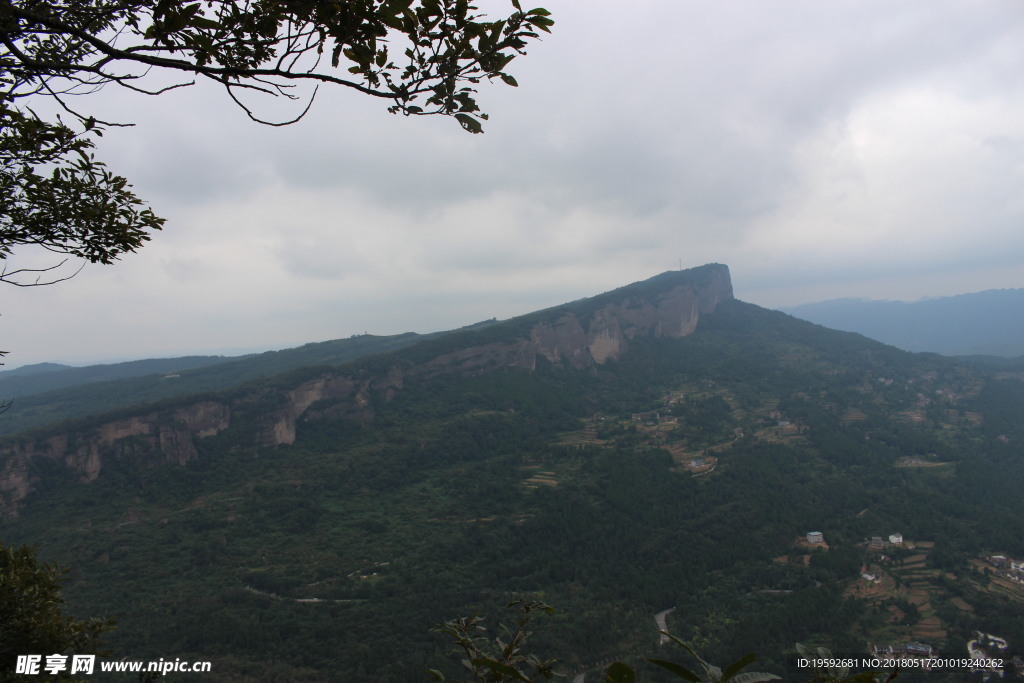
[678,258,682,271]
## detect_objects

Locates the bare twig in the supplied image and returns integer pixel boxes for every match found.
[0,259,86,287]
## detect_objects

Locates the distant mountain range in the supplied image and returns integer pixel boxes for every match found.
[781,288,1024,357]
[0,356,246,397]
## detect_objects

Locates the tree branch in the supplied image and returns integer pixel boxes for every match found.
[0,258,85,287]
[4,3,400,100]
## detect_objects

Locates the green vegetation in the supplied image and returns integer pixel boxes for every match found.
[428,600,560,682]
[0,331,435,435]
[430,601,782,683]
[2,296,1023,680]
[0,356,240,399]
[0,543,114,681]
[1,1,552,287]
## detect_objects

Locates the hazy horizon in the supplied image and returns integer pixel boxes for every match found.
[6,280,1020,370]
[3,1,1023,368]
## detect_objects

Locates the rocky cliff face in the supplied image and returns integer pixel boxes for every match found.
[0,401,231,518]
[0,265,733,519]
[415,264,732,374]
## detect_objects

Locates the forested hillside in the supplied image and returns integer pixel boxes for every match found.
[2,288,1023,681]
[0,331,441,436]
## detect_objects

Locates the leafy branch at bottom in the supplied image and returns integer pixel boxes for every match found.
[430,602,900,683]
[428,600,559,682]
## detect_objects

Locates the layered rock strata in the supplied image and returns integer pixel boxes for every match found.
[0,265,733,518]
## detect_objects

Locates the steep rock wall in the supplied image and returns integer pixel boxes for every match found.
[0,401,230,518]
[411,265,733,374]
[0,265,733,519]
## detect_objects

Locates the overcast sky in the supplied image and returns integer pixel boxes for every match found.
[3,0,1024,368]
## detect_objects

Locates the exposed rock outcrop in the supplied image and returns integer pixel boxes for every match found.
[411,264,732,374]
[0,265,733,519]
[0,401,231,518]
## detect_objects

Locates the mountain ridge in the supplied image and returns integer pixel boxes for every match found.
[782,288,1024,356]
[0,264,733,519]
[0,356,245,399]
[3,264,1022,681]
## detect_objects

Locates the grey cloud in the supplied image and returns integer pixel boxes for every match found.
[7,0,1024,367]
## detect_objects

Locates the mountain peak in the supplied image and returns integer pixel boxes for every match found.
[528,262,734,365]
[404,263,735,373]
[0,264,734,518]
[587,263,733,307]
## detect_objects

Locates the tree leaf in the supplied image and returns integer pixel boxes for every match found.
[187,16,220,30]
[647,659,702,682]
[837,675,881,683]
[454,113,483,133]
[721,652,758,681]
[605,661,637,683]
[470,658,531,681]
[728,674,781,683]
